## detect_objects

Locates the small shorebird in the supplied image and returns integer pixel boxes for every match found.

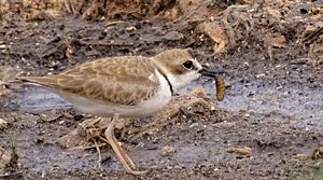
[18,49,218,175]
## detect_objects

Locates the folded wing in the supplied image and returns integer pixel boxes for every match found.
[19,57,160,106]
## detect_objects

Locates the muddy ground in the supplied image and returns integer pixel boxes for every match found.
[0,0,323,179]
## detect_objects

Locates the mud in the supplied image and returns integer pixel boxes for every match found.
[0,0,323,179]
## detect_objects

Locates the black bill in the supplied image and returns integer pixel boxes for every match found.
[199,68,224,77]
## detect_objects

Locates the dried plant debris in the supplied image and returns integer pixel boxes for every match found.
[266,32,287,49]
[196,4,254,54]
[265,32,288,61]
[227,146,252,157]
[0,118,8,131]
[300,23,323,45]
[222,5,254,47]
[312,146,323,160]
[161,145,176,156]
[0,65,17,83]
[58,95,212,149]
[0,65,18,97]
[0,146,12,172]
[191,87,209,99]
[57,117,110,149]
[0,85,10,97]
[197,22,229,54]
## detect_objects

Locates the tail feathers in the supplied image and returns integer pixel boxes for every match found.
[16,76,57,87]
[0,76,57,92]
[0,77,32,89]
[0,79,20,85]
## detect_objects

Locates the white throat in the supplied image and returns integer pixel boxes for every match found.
[164,71,201,92]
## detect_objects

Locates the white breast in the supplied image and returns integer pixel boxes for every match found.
[131,70,172,116]
[52,70,173,117]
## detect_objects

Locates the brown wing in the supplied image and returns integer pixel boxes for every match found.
[19,56,160,106]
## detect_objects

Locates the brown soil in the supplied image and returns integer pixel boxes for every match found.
[0,0,323,179]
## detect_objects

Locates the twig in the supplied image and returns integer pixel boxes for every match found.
[0,171,22,178]
[70,143,106,151]
[93,140,102,169]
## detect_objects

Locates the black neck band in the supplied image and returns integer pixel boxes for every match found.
[157,70,174,95]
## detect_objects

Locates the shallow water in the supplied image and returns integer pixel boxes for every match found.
[13,86,72,113]
[182,78,323,128]
[9,77,323,128]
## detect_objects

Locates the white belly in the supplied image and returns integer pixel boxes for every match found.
[52,70,172,117]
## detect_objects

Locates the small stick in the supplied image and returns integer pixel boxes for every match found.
[93,139,102,169]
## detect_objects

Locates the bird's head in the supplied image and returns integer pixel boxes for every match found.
[153,49,219,91]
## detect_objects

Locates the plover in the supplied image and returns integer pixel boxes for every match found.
[18,49,219,175]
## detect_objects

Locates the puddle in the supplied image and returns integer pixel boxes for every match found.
[182,78,323,128]
[8,86,72,113]
[6,77,323,128]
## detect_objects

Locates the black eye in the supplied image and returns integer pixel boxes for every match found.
[183,60,194,70]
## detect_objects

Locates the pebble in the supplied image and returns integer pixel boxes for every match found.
[255,73,266,78]
[0,118,8,130]
[161,145,175,156]
[126,26,136,32]
[227,146,252,157]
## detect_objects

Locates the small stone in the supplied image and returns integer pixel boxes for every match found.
[227,146,252,157]
[294,154,308,160]
[190,123,199,128]
[161,145,175,156]
[73,114,84,121]
[312,146,323,160]
[255,73,266,78]
[0,118,8,130]
[126,26,136,32]
[0,85,11,97]
[58,120,64,125]
[40,110,61,122]
[0,146,12,172]
[191,87,207,98]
